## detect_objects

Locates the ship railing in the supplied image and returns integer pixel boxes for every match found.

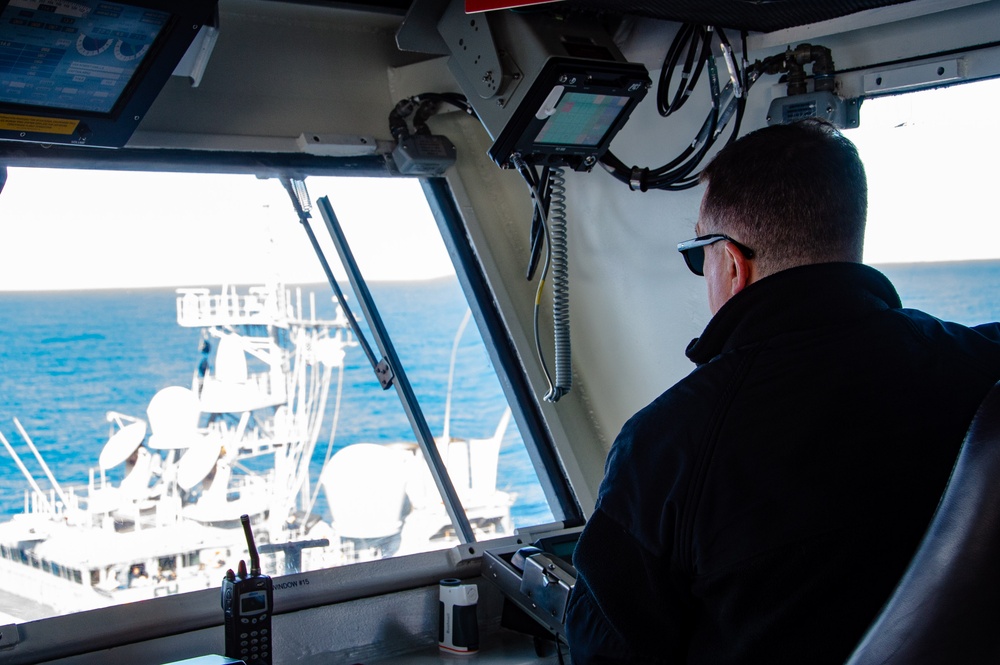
[19,476,166,529]
[20,485,84,520]
[177,285,349,331]
[176,285,292,327]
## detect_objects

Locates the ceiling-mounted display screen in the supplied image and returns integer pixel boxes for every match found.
[0,0,216,147]
[0,1,169,114]
[533,91,631,147]
[487,58,650,171]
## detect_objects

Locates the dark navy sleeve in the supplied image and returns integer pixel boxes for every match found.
[565,573,639,664]
[563,373,714,664]
[566,507,690,664]
[972,321,1000,341]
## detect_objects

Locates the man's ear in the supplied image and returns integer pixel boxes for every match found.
[724,241,753,297]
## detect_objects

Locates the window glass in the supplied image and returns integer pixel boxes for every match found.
[0,170,554,624]
[845,77,1000,325]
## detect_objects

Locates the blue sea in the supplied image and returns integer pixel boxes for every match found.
[2,262,1000,527]
[0,277,555,526]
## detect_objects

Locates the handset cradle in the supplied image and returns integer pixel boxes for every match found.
[221,514,274,665]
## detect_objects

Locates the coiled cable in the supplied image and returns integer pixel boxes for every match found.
[546,167,571,402]
[514,155,572,403]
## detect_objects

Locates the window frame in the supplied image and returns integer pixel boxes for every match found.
[0,147,581,663]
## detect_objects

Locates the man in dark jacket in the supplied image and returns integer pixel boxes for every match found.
[564,119,1000,664]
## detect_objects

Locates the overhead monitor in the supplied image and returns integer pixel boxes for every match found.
[487,58,650,171]
[0,0,216,147]
[425,3,650,172]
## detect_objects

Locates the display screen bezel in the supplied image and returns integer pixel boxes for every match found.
[0,0,215,147]
[240,589,269,615]
[0,1,172,116]
[488,57,650,171]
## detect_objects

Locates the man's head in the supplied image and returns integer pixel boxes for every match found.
[689,119,868,312]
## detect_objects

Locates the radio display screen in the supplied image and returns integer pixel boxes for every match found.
[240,589,268,614]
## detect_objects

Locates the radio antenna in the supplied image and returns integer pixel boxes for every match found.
[241,514,261,576]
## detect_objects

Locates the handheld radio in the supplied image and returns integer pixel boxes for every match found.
[222,514,273,665]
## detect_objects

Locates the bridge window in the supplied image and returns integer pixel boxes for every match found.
[0,171,562,624]
[845,76,1000,325]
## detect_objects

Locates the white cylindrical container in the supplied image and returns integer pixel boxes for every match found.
[438,578,479,654]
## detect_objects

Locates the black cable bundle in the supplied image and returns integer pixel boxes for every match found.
[599,26,750,192]
[387,92,476,141]
[658,23,715,118]
[521,163,552,281]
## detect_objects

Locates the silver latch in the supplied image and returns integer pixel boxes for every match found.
[519,552,576,623]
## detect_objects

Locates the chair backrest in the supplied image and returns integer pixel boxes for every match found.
[845,380,1000,664]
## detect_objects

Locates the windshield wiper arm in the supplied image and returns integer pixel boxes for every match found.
[282,177,475,545]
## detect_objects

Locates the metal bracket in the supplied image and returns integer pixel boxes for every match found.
[375,358,394,389]
[296,133,378,157]
[519,553,576,625]
[863,58,965,95]
[482,541,578,643]
[396,0,451,54]
[438,0,505,99]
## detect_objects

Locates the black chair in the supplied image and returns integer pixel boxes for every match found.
[846,381,1000,664]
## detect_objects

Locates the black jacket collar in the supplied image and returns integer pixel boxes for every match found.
[686,262,902,365]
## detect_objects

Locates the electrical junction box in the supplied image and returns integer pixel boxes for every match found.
[767,91,860,129]
[392,134,458,175]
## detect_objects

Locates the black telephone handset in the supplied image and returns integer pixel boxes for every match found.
[222,514,273,665]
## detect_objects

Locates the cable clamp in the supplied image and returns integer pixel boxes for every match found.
[720,42,743,98]
[629,166,649,192]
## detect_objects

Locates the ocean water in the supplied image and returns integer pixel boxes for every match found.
[1,262,1000,526]
[0,277,555,526]
[875,260,1000,325]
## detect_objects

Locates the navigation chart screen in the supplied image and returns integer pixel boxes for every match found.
[534,92,630,147]
[0,0,169,114]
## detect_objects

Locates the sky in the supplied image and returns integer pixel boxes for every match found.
[0,78,998,290]
[0,172,456,290]
[845,77,1000,265]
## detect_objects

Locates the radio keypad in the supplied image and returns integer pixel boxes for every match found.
[239,624,270,661]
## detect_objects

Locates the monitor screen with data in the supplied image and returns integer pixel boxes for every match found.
[0,0,214,146]
[0,1,169,114]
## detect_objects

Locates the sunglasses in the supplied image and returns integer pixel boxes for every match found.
[676,234,755,276]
